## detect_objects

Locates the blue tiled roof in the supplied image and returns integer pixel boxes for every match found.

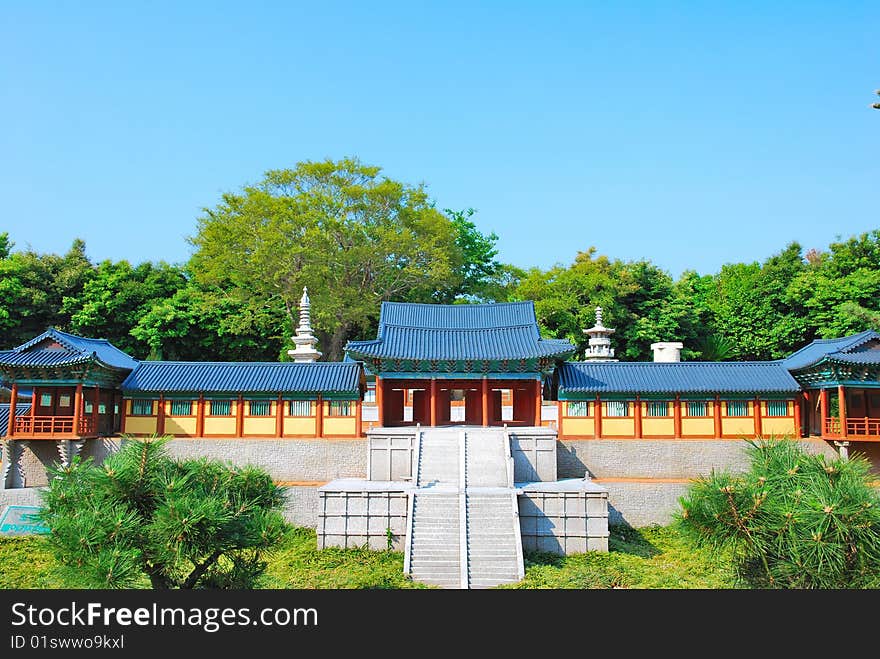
[821,351,880,365]
[557,361,802,395]
[122,361,363,394]
[345,301,575,362]
[0,403,31,437]
[782,330,879,371]
[2,328,138,371]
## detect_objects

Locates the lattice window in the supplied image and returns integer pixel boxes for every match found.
[288,400,312,416]
[170,400,193,416]
[209,400,231,416]
[248,400,271,416]
[327,401,353,417]
[686,401,708,417]
[726,400,749,417]
[131,399,153,416]
[646,401,670,417]
[606,401,629,417]
[566,401,590,417]
[765,400,788,417]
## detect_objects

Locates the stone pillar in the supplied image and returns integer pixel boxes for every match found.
[754,397,763,438]
[714,395,722,439]
[673,395,682,438]
[634,395,642,439]
[56,439,85,468]
[481,377,489,427]
[834,440,850,461]
[430,378,437,427]
[1,440,26,489]
[7,383,17,438]
[838,385,847,439]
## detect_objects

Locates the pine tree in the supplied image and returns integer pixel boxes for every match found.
[40,436,287,589]
[677,439,880,588]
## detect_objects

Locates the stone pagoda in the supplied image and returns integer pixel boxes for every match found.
[583,306,617,361]
[287,287,322,363]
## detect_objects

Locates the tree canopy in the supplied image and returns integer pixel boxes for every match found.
[1,158,878,363]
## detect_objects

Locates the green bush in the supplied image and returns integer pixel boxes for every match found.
[39,435,287,589]
[677,439,880,588]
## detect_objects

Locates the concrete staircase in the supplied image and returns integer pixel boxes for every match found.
[404,426,524,589]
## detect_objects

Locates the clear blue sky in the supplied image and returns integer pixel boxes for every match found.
[2,1,877,278]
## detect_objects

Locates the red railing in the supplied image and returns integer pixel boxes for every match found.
[12,416,96,438]
[824,417,880,439]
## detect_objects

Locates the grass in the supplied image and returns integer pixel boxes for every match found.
[0,524,736,590]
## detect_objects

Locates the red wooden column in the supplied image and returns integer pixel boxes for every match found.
[534,379,542,427]
[235,395,244,437]
[157,394,166,435]
[274,394,283,438]
[594,395,602,438]
[72,383,83,436]
[754,397,763,437]
[197,394,206,438]
[714,395,722,438]
[30,388,37,422]
[556,400,563,436]
[481,377,489,427]
[793,395,802,438]
[819,388,829,437]
[91,386,100,437]
[355,398,363,437]
[838,385,847,439]
[6,383,17,437]
[634,395,643,439]
[673,395,682,438]
[375,377,384,428]
[429,378,437,427]
[316,394,324,438]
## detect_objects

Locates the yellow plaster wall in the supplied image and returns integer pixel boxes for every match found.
[323,417,356,436]
[125,417,157,435]
[762,417,795,436]
[562,417,595,437]
[243,417,276,436]
[722,417,754,437]
[204,417,236,435]
[681,418,716,437]
[602,418,635,437]
[165,417,197,436]
[642,418,674,436]
[284,417,316,436]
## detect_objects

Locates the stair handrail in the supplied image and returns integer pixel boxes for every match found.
[459,429,468,589]
[503,423,515,488]
[412,423,422,485]
[403,489,416,576]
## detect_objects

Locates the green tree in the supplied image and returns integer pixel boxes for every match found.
[442,208,520,302]
[188,158,467,360]
[0,238,94,347]
[677,439,880,589]
[40,436,287,589]
[63,260,188,358]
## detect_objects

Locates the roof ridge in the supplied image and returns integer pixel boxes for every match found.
[381,300,531,309]
[138,361,348,366]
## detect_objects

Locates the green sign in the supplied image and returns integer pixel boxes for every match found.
[0,505,49,535]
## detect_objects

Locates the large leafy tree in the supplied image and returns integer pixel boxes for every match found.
[40,436,287,589]
[188,158,479,360]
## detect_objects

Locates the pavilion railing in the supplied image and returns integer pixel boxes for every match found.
[12,416,96,438]
[823,417,880,438]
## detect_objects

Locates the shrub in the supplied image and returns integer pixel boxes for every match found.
[40,435,287,589]
[676,439,880,588]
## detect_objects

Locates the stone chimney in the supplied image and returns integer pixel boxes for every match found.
[651,342,683,363]
[583,306,617,361]
[287,287,322,362]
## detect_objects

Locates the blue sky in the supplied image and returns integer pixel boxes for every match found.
[1,1,877,278]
